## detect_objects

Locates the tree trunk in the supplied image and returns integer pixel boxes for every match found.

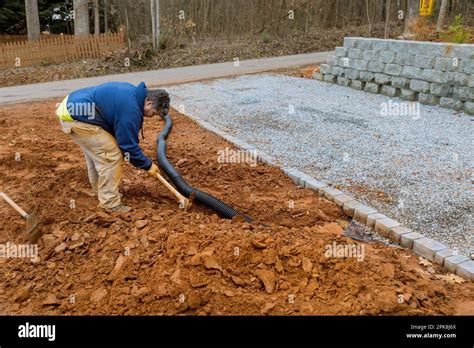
[384,0,391,38]
[365,0,372,35]
[94,0,100,35]
[155,0,160,46]
[436,0,449,32]
[103,0,108,32]
[150,0,160,49]
[74,0,90,37]
[403,0,419,37]
[25,0,41,41]
[151,0,156,49]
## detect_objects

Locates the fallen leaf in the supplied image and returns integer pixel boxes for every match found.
[435,273,465,284]
[419,256,432,267]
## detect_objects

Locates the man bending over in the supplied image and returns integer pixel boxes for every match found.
[55,82,169,213]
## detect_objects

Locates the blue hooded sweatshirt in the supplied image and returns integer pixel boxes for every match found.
[66,82,152,170]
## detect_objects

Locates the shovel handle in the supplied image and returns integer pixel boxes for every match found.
[153,173,184,200]
[0,192,28,219]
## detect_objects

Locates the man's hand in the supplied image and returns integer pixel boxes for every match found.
[147,163,160,177]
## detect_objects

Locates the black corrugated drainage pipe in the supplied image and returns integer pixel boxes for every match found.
[156,110,253,222]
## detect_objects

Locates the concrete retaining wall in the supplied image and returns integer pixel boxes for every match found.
[314,37,474,115]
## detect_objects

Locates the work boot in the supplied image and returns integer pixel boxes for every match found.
[108,204,132,213]
[99,204,132,214]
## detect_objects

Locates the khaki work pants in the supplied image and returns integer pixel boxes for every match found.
[67,121,124,209]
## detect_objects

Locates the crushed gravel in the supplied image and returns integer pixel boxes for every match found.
[167,74,473,256]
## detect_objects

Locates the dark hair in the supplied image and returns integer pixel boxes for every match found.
[147,89,170,111]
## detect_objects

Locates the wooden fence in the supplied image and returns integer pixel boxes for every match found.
[0,30,125,69]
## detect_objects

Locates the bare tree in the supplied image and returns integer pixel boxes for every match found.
[365,0,372,35]
[104,0,108,32]
[74,0,90,37]
[94,0,100,35]
[384,0,391,38]
[103,0,473,41]
[436,0,449,32]
[25,0,41,41]
[151,0,160,49]
[403,0,419,37]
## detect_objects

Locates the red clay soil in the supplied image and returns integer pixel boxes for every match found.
[0,100,472,315]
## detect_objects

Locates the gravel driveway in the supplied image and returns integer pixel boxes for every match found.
[167,74,473,256]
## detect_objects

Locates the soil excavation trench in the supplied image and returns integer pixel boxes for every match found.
[0,100,472,315]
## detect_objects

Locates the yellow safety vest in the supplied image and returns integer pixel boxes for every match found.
[55,95,74,122]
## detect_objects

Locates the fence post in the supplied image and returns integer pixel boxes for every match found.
[0,44,5,69]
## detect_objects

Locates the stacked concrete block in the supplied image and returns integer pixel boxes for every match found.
[400,232,425,249]
[412,238,447,261]
[374,217,400,237]
[389,226,412,243]
[317,37,474,114]
[456,260,474,280]
[321,187,344,202]
[333,194,354,208]
[354,205,377,224]
[444,255,470,274]
[366,212,387,230]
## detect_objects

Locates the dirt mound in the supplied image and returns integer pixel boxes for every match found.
[0,100,472,315]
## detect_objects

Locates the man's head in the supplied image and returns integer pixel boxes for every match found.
[144,89,170,117]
